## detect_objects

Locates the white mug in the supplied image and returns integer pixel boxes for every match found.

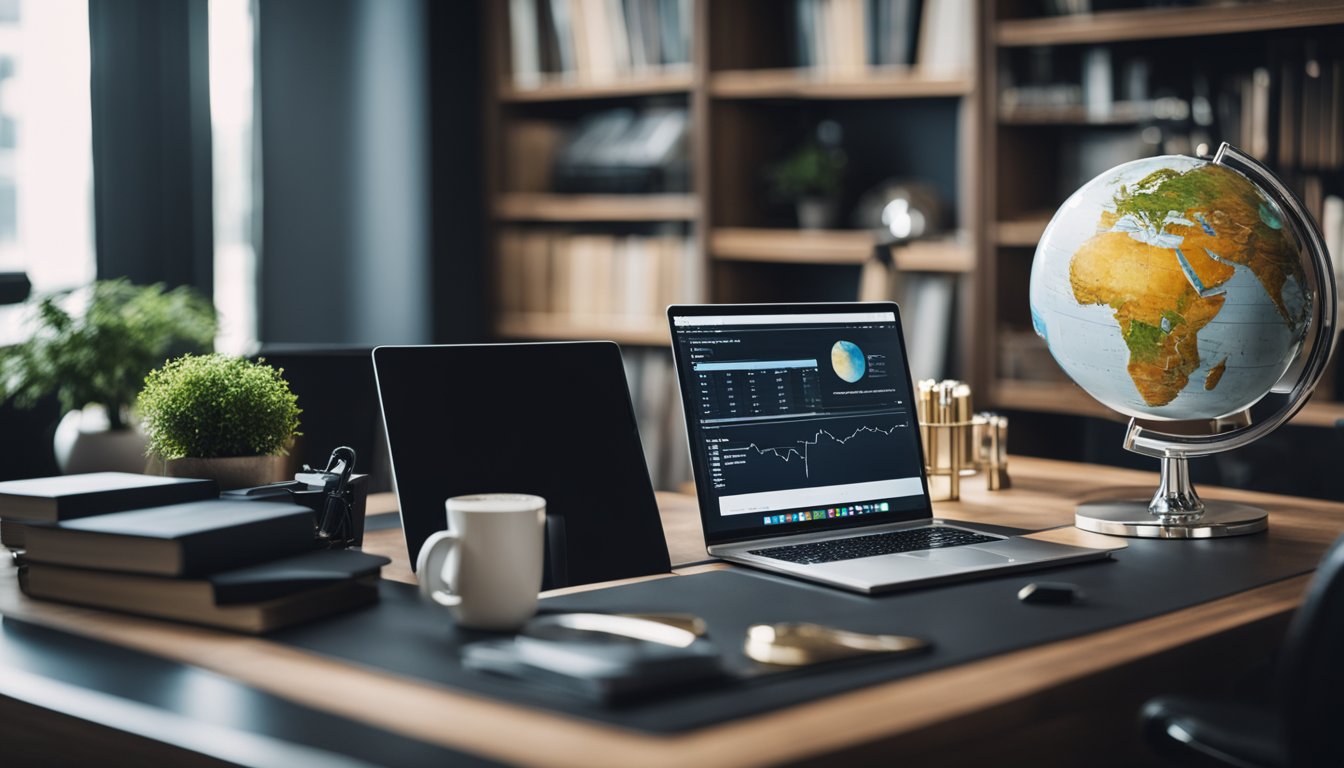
[416,493,546,631]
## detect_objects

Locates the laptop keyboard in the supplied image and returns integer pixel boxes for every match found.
[747,527,998,565]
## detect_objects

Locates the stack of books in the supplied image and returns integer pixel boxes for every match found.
[1,473,387,633]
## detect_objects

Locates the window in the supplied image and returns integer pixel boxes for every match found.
[209,0,258,356]
[0,0,95,341]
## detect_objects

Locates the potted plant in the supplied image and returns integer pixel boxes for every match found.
[766,129,847,230]
[0,279,217,473]
[137,354,301,490]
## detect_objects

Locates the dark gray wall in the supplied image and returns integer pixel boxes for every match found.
[257,0,430,345]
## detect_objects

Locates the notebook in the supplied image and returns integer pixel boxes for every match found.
[667,302,1110,593]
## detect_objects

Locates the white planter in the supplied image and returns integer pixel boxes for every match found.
[53,406,150,475]
[796,197,839,230]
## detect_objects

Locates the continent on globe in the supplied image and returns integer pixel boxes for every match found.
[1068,163,1306,408]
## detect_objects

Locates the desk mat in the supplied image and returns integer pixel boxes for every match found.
[270,532,1323,734]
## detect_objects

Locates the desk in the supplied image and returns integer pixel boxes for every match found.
[2,456,1342,767]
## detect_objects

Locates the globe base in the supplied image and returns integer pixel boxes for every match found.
[1075,500,1267,539]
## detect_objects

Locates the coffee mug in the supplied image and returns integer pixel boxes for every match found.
[416,493,546,631]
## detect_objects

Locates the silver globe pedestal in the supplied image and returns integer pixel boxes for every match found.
[1076,456,1267,539]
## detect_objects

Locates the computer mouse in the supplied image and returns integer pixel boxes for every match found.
[1017,581,1082,605]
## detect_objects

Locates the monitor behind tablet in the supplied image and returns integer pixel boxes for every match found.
[372,342,671,588]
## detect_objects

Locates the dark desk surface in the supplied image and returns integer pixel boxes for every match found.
[2,456,1342,767]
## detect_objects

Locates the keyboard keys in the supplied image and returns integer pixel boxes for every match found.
[748,527,997,565]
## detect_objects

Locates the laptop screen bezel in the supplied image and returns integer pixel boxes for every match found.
[667,301,935,547]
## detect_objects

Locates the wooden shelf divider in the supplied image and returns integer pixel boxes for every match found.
[710,68,972,100]
[493,194,698,222]
[997,0,1344,47]
[711,228,974,272]
[499,70,695,103]
[995,215,1053,248]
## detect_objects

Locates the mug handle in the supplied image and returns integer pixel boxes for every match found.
[415,530,462,607]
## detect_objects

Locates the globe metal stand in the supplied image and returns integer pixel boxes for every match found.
[1074,143,1338,539]
[1076,456,1267,539]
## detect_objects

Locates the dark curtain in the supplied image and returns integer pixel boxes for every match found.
[88,0,213,292]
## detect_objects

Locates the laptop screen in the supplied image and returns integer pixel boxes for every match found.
[669,303,933,545]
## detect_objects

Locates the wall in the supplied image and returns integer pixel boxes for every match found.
[257,0,430,346]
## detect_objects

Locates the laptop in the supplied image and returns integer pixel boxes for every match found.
[371,342,671,588]
[667,302,1109,593]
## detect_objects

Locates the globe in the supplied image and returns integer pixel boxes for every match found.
[831,340,865,383]
[1026,143,1337,538]
[1030,154,1311,421]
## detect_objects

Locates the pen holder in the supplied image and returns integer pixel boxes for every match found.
[917,380,1011,500]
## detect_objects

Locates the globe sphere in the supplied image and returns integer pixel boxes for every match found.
[1029,154,1311,421]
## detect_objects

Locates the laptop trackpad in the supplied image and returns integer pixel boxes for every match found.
[898,547,1016,567]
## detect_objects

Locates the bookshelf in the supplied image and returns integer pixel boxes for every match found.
[981,0,1344,427]
[485,0,983,392]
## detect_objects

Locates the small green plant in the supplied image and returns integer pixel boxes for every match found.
[766,140,847,201]
[137,354,301,460]
[0,279,217,429]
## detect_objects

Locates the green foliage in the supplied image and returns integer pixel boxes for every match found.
[137,354,301,460]
[0,280,217,429]
[766,141,847,201]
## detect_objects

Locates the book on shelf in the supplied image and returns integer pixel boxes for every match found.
[552,107,688,194]
[915,0,970,78]
[504,120,564,193]
[0,472,219,549]
[507,0,691,86]
[794,0,925,72]
[21,548,389,634]
[23,499,319,578]
[499,229,699,328]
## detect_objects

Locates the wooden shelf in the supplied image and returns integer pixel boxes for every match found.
[997,0,1344,47]
[711,228,974,272]
[992,379,1117,420]
[495,314,670,346]
[998,103,1152,126]
[995,215,1053,247]
[493,194,698,222]
[992,379,1344,429]
[498,70,694,102]
[710,68,972,100]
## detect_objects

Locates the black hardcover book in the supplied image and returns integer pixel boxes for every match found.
[23,499,319,577]
[0,472,218,523]
[23,548,389,608]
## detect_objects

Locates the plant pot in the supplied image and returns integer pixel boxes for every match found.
[53,406,150,475]
[164,455,290,491]
[796,197,839,230]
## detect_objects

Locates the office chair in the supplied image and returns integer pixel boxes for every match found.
[1140,532,1344,768]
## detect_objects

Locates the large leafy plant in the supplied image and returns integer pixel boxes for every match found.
[0,279,217,429]
[137,354,301,460]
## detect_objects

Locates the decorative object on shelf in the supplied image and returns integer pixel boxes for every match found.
[855,179,944,247]
[767,121,847,230]
[551,107,690,194]
[137,354,301,490]
[915,380,1010,500]
[0,279,217,474]
[1030,142,1337,538]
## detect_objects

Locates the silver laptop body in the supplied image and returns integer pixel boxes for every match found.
[667,302,1108,594]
